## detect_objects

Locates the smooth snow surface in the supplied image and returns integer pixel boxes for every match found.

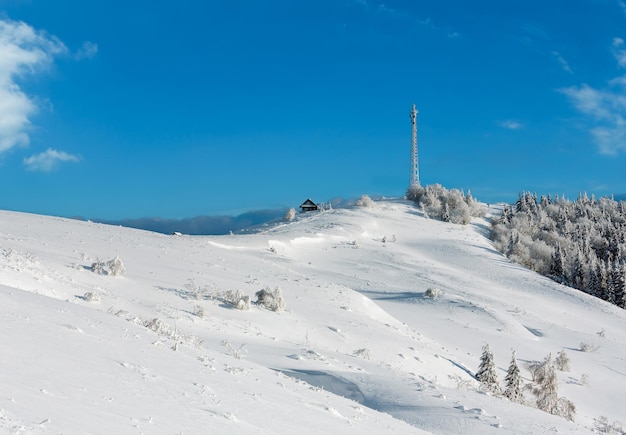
[1,200,625,434]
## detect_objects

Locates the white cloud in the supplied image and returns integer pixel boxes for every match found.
[23,148,80,172]
[559,38,626,155]
[499,120,523,130]
[612,37,626,68]
[0,18,67,153]
[552,51,573,74]
[75,41,98,60]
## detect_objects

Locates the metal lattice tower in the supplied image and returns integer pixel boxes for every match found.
[409,104,420,187]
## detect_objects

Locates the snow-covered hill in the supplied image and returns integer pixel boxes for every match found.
[1,200,625,434]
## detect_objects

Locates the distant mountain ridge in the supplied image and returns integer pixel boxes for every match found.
[94,209,287,235]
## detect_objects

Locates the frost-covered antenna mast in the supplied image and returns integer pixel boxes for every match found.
[409,104,420,187]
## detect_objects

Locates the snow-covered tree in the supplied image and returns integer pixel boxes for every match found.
[503,350,523,403]
[528,353,576,421]
[555,350,570,372]
[549,245,566,284]
[530,354,559,414]
[356,194,374,208]
[476,344,500,394]
[491,192,626,310]
[284,207,296,221]
[407,183,484,225]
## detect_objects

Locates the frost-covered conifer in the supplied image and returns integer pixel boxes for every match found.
[491,192,626,310]
[503,350,522,403]
[476,344,500,394]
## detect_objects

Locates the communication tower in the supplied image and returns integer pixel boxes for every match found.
[409,104,420,187]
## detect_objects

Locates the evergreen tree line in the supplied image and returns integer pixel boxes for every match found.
[476,344,576,421]
[491,192,626,309]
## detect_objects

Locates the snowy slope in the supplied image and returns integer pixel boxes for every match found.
[1,200,625,434]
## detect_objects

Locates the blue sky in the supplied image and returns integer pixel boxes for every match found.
[1,0,626,219]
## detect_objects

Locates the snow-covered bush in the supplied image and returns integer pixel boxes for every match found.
[194,305,208,319]
[144,318,170,335]
[424,287,440,298]
[224,290,251,310]
[406,184,484,225]
[81,291,101,303]
[184,278,213,300]
[355,194,374,208]
[107,256,125,276]
[353,348,371,360]
[89,256,125,276]
[595,416,624,434]
[555,350,570,371]
[284,207,296,221]
[90,259,106,275]
[221,339,247,360]
[579,342,598,353]
[255,287,286,312]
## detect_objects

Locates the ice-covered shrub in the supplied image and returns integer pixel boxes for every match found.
[221,339,247,360]
[82,291,101,303]
[284,207,296,221]
[144,318,170,335]
[194,305,209,319]
[424,287,440,298]
[107,256,125,276]
[555,350,570,371]
[90,259,106,275]
[225,290,251,310]
[89,256,125,276]
[353,348,371,360]
[255,287,286,312]
[406,184,484,225]
[579,342,598,352]
[595,416,624,434]
[356,194,374,208]
[184,278,214,300]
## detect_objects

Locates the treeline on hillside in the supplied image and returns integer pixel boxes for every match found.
[491,192,626,309]
[407,184,485,225]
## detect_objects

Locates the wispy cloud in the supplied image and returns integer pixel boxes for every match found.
[348,0,452,35]
[612,37,626,68]
[75,41,98,60]
[552,51,573,74]
[560,38,626,155]
[0,18,67,153]
[499,120,523,130]
[23,148,80,172]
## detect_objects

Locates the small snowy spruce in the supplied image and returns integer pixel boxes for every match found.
[503,350,523,403]
[476,344,500,395]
